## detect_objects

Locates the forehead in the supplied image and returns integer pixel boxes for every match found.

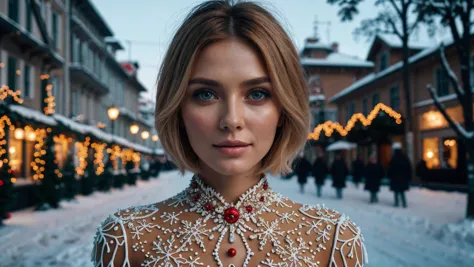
[190,38,268,79]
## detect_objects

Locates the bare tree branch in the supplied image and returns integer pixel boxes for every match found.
[427,84,473,140]
[386,15,403,38]
[439,44,465,97]
[388,0,403,17]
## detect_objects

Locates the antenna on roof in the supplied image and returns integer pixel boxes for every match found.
[313,15,332,43]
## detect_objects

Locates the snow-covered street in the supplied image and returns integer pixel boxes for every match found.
[0,170,473,267]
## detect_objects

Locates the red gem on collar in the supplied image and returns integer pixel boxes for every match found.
[246,205,253,213]
[227,248,237,257]
[193,194,200,201]
[263,183,268,190]
[205,203,214,211]
[259,196,265,202]
[223,207,240,224]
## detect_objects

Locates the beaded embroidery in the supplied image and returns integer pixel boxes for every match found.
[92,175,368,266]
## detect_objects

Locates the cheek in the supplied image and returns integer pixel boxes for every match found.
[182,106,215,140]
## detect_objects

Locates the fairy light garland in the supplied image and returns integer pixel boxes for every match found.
[75,137,90,176]
[132,152,141,168]
[308,103,403,140]
[43,83,56,115]
[107,145,122,170]
[0,85,23,104]
[92,142,107,175]
[53,134,72,178]
[0,116,13,161]
[31,128,47,180]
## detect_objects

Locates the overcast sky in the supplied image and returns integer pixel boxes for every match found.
[90,0,439,101]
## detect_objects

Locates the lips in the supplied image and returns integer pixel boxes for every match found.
[213,140,251,156]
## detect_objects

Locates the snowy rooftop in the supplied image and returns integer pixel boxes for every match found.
[377,33,434,50]
[302,42,333,50]
[301,52,374,68]
[330,43,441,102]
[7,104,57,126]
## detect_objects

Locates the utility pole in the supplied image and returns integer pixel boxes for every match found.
[313,15,331,43]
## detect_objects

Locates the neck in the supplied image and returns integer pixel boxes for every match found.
[196,167,262,204]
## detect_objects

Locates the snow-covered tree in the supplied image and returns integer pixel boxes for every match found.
[416,0,474,218]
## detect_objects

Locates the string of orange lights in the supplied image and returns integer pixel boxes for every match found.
[307,103,403,141]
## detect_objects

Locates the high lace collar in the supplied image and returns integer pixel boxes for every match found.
[188,174,270,207]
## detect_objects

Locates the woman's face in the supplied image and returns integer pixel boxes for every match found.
[181,38,281,177]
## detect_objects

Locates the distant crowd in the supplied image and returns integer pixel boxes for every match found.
[287,143,428,208]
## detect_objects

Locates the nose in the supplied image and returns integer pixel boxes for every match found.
[219,95,244,131]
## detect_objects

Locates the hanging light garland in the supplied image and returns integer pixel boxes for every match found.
[53,134,72,178]
[31,128,47,180]
[132,152,141,168]
[91,142,106,175]
[308,103,403,140]
[43,83,56,115]
[75,137,90,176]
[0,116,13,167]
[107,145,121,170]
[0,85,23,104]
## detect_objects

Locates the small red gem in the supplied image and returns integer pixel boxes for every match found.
[263,183,268,190]
[260,196,265,202]
[223,207,240,224]
[205,203,214,211]
[227,248,237,257]
[0,180,4,186]
[5,213,11,219]
[193,194,200,201]
[246,205,253,213]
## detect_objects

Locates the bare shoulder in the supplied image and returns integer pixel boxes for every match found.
[91,191,187,267]
[296,202,368,266]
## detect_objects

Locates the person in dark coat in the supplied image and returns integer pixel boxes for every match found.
[330,152,349,199]
[415,159,429,183]
[364,154,385,203]
[387,143,412,208]
[294,153,312,193]
[312,153,328,197]
[351,155,365,189]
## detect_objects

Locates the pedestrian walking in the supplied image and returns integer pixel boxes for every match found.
[351,154,365,189]
[387,143,412,208]
[312,153,328,197]
[364,154,384,203]
[294,153,312,193]
[331,152,349,199]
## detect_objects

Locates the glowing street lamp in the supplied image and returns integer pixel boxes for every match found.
[130,124,139,135]
[107,106,120,134]
[141,131,150,140]
[152,135,159,142]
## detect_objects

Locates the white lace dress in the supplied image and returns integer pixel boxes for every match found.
[92,175,368,266]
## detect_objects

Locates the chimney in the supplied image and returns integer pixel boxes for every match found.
[331,42,339,52]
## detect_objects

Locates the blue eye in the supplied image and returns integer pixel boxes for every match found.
[193,90,216,101]
[249,89,270,100]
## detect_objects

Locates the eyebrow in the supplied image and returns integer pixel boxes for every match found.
[188,76,271,88]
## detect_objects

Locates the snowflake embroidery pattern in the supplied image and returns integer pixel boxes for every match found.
[250,218,284,250]
[273,236,313,266]
[176,218,210,250]
[161,211,182,225]
[277,211,298,224]
[168,190,188,208]
[129,219,155,240]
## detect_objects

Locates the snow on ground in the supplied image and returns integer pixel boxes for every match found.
[0,171,473,267]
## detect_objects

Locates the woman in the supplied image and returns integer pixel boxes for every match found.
[92,1,367,266]
[364,154,384,203]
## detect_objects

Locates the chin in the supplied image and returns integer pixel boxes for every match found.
[209,159,256,177]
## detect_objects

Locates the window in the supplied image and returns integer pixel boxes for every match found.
[8,0,19,23]
[71,90,80,116]
[423,137,440,169]
[23,64,32,98]
[390,85,400,110]
[9,128,24,178]
[436,67,450,96]
[372,92,379,108]
[52,11,60,50]
[26,1,33,31]
[362,97,368,115]
[7,56,17,91]
[380,51,388,71]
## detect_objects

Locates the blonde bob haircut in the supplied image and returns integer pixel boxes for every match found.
[155,0,310,176]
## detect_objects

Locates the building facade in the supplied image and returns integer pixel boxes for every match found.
[329,34,473,189]
[0,0,157,209]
